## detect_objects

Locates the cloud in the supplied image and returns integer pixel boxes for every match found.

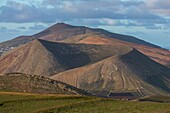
[0,26,7,31]
[0,26,19,33]
[125,31,146,35]
[0,1,57,23]
[145,25,162,30]
[145,0,170,16]
[29,24,46,30]
[18,26,26,29]
[0,0,169,30]
[164,31,170,34]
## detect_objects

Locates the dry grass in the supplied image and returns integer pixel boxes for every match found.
[0,92,169,113]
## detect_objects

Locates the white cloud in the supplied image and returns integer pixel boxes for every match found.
[144,0,170,16]
[29,24,46,30]
[0,0,169,29]
[100,18,117,25]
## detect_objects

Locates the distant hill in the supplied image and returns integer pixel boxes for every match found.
[60,32,170,68]
[0,23,158,51]
[0,23,170,99]
[0,23,169,68]
[51,49,170,97]
[0,39,169,98]
[0,39,131,76]
[0,73,90,95]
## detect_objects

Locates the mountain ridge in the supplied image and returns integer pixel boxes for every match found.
[0,72,90,95]
[1,23,169,68]
[0,23,159,55]
[60,32,170,68]
[0,23,170,99]
[0,39,132,76]
[0,39,169,98]
[50,48,170,97]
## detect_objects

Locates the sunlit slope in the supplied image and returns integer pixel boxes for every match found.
[51,49,170,97]
[0,73,89,95]
[61,32,170,68]
[0,39,131,76]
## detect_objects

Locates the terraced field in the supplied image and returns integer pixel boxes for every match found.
[0,92,169,113]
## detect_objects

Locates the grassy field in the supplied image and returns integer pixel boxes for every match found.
[0,92,169,113]
[139,95,170,103]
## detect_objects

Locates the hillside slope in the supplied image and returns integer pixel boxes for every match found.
[61,33,170,68]
[0,73,90,95]
[0,23,159,55]
[0,92,169,113]
[1,23,169,68]
[0,40,59,76]
[0,39,131,76]
[51,49,170,97]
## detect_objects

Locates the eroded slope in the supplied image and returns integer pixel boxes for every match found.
[61,33,170,68]
[0,39,131,76]
[51,49,170,97]
[0,23,159,55]
[0,73,89,95]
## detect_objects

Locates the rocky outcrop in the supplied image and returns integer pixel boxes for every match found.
[0,73,90,95]
[51,49,170,97]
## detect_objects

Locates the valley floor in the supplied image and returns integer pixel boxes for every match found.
[0,91,169,113]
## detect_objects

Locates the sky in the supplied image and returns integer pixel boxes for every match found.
[0,0,170,48]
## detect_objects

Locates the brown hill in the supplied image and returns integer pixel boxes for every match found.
[1,23,159,46]
[60,33,170,68]
[50,49,170,98]
[0,23,158,54]
[0,73,90,95]
[0,23,93,55]
[1,23,169,68]
[0,39,131,76]
[0,39,170,98]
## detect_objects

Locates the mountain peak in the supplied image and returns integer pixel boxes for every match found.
[50,22,74,29]
[56,22,70,25]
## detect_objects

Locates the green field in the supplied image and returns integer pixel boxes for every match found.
[0,92,169,113]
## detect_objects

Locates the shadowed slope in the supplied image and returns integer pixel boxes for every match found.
[0,23,93,55]
[61,33,170,68]
[0,39,131,76]
[51,49,170,97]
[1,23,169,67]
[0,73,90,95]
[0,40,59,76]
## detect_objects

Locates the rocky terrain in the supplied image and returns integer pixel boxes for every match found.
[0,39,130,76]
[0,73,90,95]
[1,23,170,68]
[51,48,170,97]
[0,38,169,98]
[0,23,169,99]
[60,32,170,68]
[0,23,158,54]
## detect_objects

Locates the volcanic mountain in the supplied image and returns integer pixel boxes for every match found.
[0,23,170,99]
[0,39,169,98]
[0,23,158,51]
[0,73,90,95]
[50,48,170,97]
[0,23,170,68]
[60,32,170,68]
[0,39,131,76]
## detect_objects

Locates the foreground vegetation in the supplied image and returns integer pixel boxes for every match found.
[0,92,169,113]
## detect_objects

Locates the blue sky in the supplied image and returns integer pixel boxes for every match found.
[0,0,170,48]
